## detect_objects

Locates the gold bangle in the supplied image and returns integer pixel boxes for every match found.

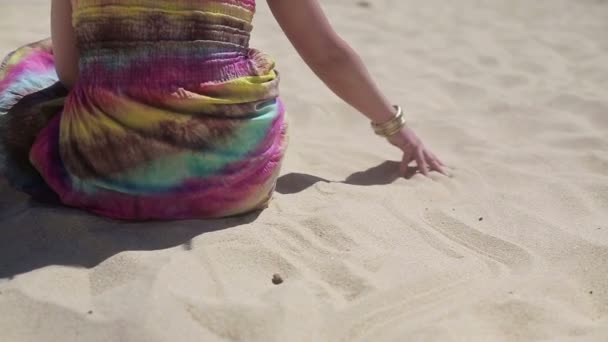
[371,105,406,137]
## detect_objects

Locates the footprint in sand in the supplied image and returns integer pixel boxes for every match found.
[420,210,533,274]
[478,55,500,67]
[269,215,373,301]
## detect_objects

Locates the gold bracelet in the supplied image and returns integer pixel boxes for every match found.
[371,105,406,137]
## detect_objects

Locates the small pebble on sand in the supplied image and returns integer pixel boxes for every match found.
[589,291,593,295]
[357,1,371,8]
[272,273,283,285]
[88,310,93,315]
[479,217,484,221]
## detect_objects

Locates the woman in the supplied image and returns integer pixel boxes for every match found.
[0,0,444,220]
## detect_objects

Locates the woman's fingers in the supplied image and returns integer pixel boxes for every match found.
[430,152,445,167]
[392,127,445,177]
[425,151,445,175]
[400,148,414,175]
[415,147,429,176]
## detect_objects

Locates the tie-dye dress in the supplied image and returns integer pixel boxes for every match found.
[0,0,288,220]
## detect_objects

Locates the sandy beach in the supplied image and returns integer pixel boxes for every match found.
[1,0,607,341]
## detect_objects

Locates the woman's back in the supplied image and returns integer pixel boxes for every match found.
[73,0,266,88]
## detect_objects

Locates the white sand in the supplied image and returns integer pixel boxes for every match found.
[1,0,607,341]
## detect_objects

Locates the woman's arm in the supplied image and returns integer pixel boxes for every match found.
[51,0,79,88]
[267,0,444,175]
[267,0,395,125]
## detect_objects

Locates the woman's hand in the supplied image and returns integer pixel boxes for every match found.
[387,127,445,176]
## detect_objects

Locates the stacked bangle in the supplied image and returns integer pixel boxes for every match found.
[371,105,406,137]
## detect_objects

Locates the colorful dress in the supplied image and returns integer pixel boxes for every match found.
[0,0,288,220]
